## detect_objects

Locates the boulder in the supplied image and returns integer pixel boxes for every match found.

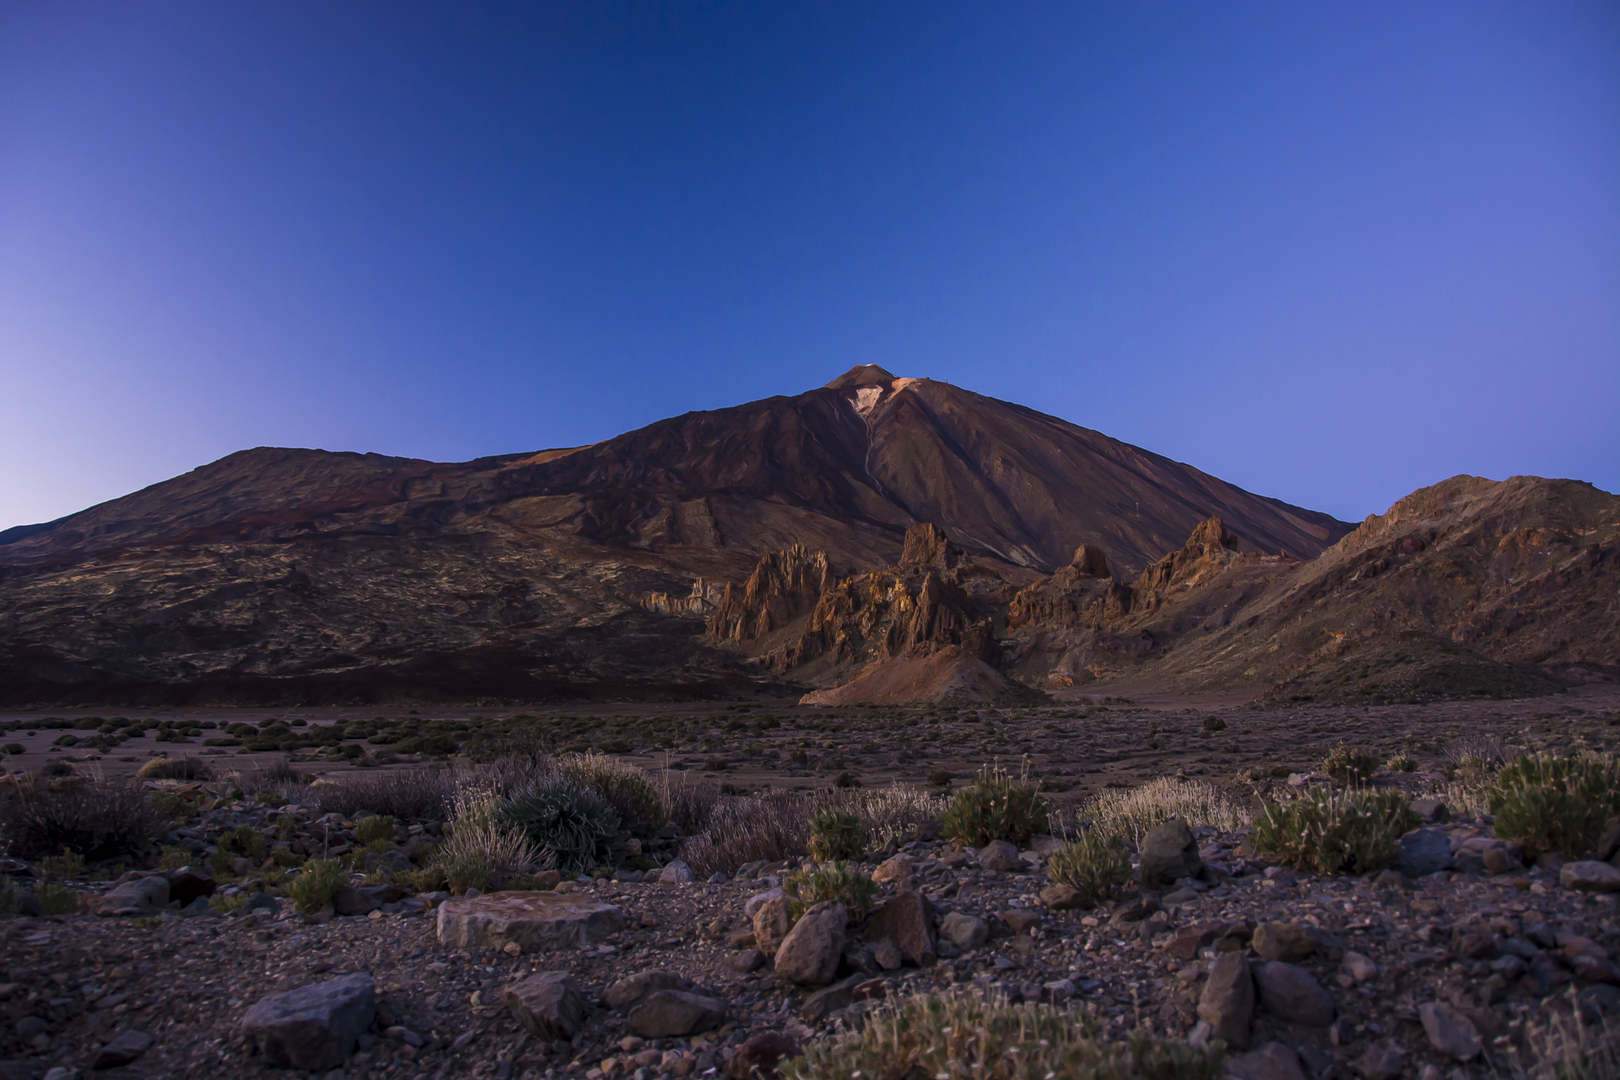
[628,989,726,1038]
[658,860,695,884]
[1397,828,1453,877]
[241,972,375,1071]
[1038,883,1084,910]
[91,1028,153,1070]
[603,969,691,1010]
[1140,819,1201,887]
[436,891,622,952]
[502,971,587,1040]
[977,840,1023,873]
[1197,952,1254,1049]
[728,1030,799,1079]
[871,854,914,888]
[774,902,846,986]
[1252,922,1315,962]
[867,890,936,966]
[164,867,216,905]
[96,876,169,917]
[1562,860,1620,893]
[1419,1001,1482,1061]
[939,911,989,950]
[1254,961,1334,1026]
[753,895,795,956]
[334,883,406,917]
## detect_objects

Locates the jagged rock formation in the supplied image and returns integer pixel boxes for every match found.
[641,579,727,619]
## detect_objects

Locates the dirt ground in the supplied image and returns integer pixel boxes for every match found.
[4,683,1617,807]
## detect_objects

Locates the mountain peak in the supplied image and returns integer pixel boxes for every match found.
[824,363,898,389]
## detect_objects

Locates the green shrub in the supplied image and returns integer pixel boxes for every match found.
[135,756,214,781]
[218,825,268,860]
[558,753,667,840]
[1251,787,1417,874]
[1047,832,1130,907]
[940,763,1050,847]
[807,809,867,862]
[38,848,87,881]
[2,743,22,755]
[1319,742,1379,783]
[37,881,81,915]
[354,815,397,846]
[779,989,1222,1079]
[784,862,878,923]
[432,780,542,893]
[500,774,624,875]
[288,858,346,914]
[1488,752,1620,857]
[1385,751,1417,773]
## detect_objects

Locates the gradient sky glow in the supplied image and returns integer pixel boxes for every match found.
[2,2,1617,529]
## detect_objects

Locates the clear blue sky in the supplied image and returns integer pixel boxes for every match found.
[3,2,1616,529]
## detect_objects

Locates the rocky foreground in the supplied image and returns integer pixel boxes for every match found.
[3,793,1619,1079]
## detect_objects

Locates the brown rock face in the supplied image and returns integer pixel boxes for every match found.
[899,523,960,571]
[706,546,831,645]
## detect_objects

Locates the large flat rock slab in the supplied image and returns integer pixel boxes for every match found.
[437,891,623,952]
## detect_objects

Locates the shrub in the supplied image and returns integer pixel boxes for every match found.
[313,767,455,823]
[38,848,87,881]
[1385,751,1417,773]
[807,809,867,862]
[1047,832,1130,907]
[940,763,1050,847]
[135,756,214,781]
[1251,787,1417,874]
[288,858,346,914]
[0,773,165,861]
[659,770,721,836]
[2,743,23,755]
[677,793,809,877]
[832,784,946,850]
[1513,1000,1620,1080]
[1488,752,1620,858]
[1202,716,1227,733]
[558,753,667,839]
[1319,742,1379,783]
[218,824,268,860]
[354,815,397,846]
[1085,777,1249,848]
[784,862,878,923]
[779,989,1222,1079]
[500,774,624,875]
[433,780,543,894]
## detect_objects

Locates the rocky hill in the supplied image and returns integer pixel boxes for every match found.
[0,367,1350,704]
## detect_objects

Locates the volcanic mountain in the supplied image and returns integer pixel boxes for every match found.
[0,366,1352,703]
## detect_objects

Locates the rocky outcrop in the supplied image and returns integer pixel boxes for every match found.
[706,546,831,645]
[642,578,727,618]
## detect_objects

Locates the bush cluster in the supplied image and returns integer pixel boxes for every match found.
[1319,742,1379,783]
[0,773,166,861]
[1251,787,1417,874]
[940,763,1050,847]
[1047,831,1131,907]
[1488,752,1620,858]
[784,862,878,923]
[807,809,867,862]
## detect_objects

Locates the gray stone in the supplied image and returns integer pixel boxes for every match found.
[868,890,935,966]
[436,891,622,952]
[502,971,587,1040]
[728,1031,798,1079]
[657,859,694,884]
[1253,922,1315,962]
[871,854,914,887]
[977,840,1023,873]
[1397,828,1453,877]
[1039,882,1084,910]
[939,911,989,950]
[334,883,405,917]
[1227,1041,1307,1080]
[1140,819,1202,887]
[628,990,726,1037]
[753,895,794,956]
[241,972,376,1071]
[1357,1040,1406,1079]
[164,867,216,905]
[1419,1001,1482,1061]
[1410,798,1449,823]
[774,902,846,986]
[96,876,169,916]
[1254,961,1335,1026]
[1562,860,1620,893]
[92,1028,153,1070]
[1197,952,1254,1049]
[603,969,691,1010]
[1341,950,1378,984]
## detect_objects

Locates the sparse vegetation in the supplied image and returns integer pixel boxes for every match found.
[677,793,809,877]
[784,861,878,922]
[313,767,456,823]
[136,756,214,781]
[558,752,667,839]
[806,808,867,862]
[1084,777,1249,848]
[354,814,397,846]
[779,989,1223,1079]
[940,762,1050,847]
[1319,741,1379,783]
[0,772,165,861]
[1046,831,1130,907]
[288,857,346,914]
[432,779,542,893]
[1488,751,1620,858]
[1251,787,1418,874]
[500,773,623,874]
